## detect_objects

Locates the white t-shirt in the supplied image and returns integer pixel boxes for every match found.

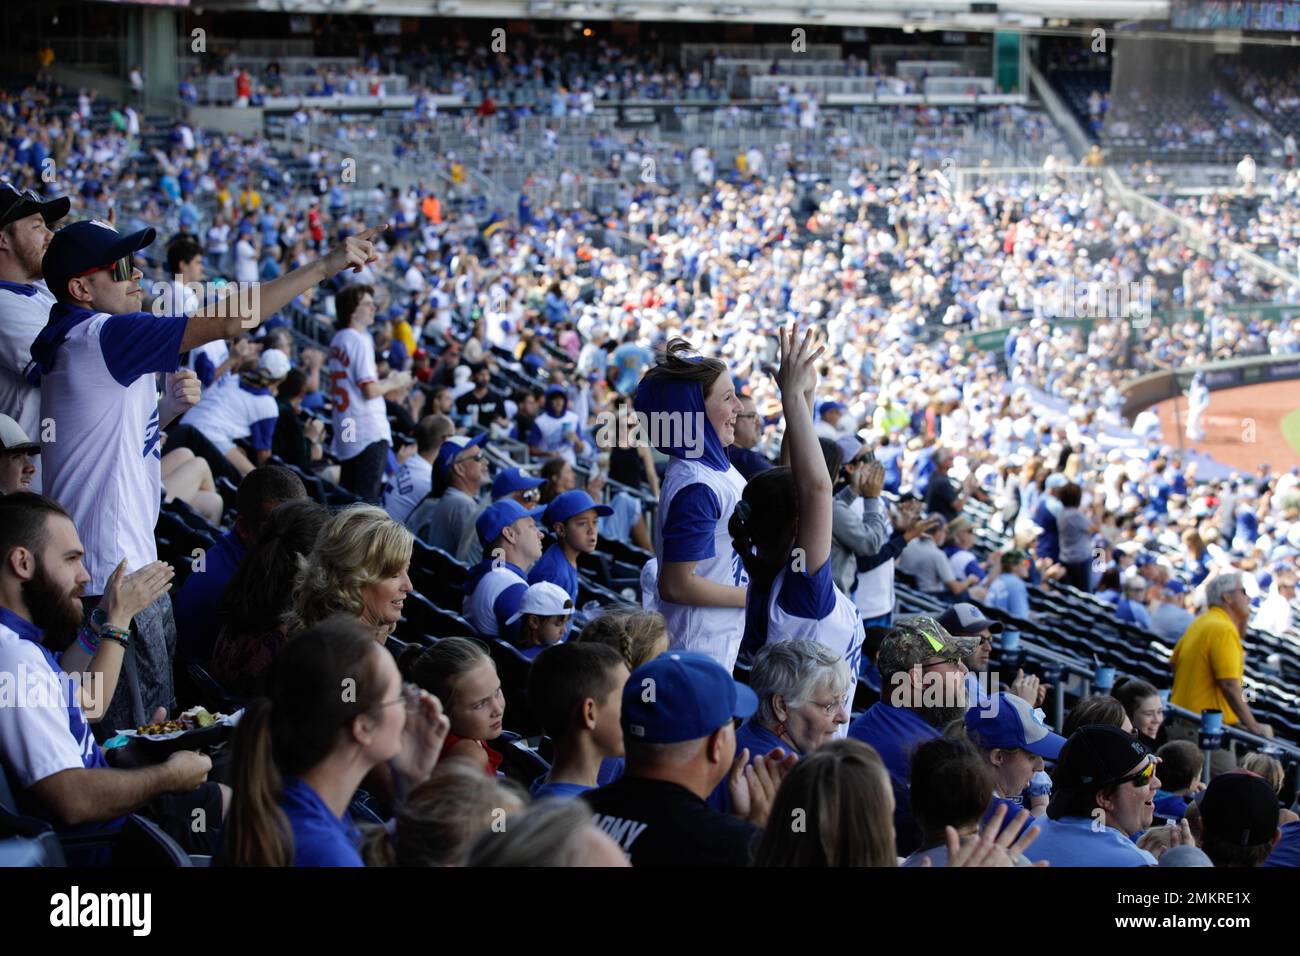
[234,238,259,283]
[383,453,433,524]
[0,280,55,489]
[328,326,391,460]
[39,308,186,593]
[180,379,279,455]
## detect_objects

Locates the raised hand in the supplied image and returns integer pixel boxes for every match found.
[99,559,175,630]
[776,320,824,400]
[326,223,388,276]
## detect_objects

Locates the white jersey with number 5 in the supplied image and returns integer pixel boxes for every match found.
[327,326,390,460]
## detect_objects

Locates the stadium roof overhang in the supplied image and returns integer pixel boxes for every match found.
[191,0,1171,30]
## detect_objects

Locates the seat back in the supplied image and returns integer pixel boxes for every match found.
[112,814,193,867]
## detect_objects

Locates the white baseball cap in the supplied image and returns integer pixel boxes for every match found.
[506,581,575,625]
[0,414,38,454]
[259,348,291,381]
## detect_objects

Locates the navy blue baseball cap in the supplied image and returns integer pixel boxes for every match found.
[433,432,488,478]
[476,498,544,547]
[543,489,612,527]
[622,651,758,745]
[492,466,545,500]
[43,219,155,297]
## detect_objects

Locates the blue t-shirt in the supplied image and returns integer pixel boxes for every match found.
[848,702,939,854]
[530,779,593,801]
[1153,791,1190,822]
[174,529,248,662]
[279,777,364,867]
[726,444,774,481]
[528,542,579,604]
[1263,820,1300,868]
[1022,815,1157,867]
[597,756,624,787]
[985,573,1030,619]
[706,718,794,813]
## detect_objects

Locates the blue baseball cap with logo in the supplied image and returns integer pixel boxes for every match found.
[621,651,758,744]
[434,432,488,479]
[542,489,613,528]
[42,219,155,300]
[476,498,544,547]
[965,692,1066,760]
[492,466,545,500]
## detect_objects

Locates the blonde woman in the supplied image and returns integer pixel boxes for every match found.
[288,504,415,644]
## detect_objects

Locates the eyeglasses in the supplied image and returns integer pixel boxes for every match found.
[380,681,421,713]
[520,488,540,502]
[807,698,844,717]
[920,657,961,670]
[71,255,135,284]
[459,450,486,466]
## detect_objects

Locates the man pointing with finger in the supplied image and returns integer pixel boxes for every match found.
[27,217,384,730]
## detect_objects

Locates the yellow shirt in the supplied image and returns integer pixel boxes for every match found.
[394,319,416,356]
[1169,606,1245,724]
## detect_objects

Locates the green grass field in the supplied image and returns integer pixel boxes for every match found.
[1282,407,1300,456]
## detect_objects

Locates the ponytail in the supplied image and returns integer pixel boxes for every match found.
[221,697,293,866]
[221,616,386,867]
[730,467,798,651]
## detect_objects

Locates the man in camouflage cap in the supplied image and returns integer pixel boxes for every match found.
[848,615,979,855]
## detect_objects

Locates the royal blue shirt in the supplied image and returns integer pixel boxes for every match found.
[706,719,794,813]
[279,777,364,867]
[174,529,248,662]
[530,779,593,801]
[1153,791,1190,822]
[848,702,939,854]
[527,542,579,604]
[1263,820,1300,868]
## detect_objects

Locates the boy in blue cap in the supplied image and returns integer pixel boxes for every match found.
[584,651,795,866]
[528,489,612,604]
[462,497,544,642]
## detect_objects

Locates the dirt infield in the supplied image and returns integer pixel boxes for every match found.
[1154,378,1300,472]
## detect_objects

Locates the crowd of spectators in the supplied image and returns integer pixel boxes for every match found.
[1,66,1298,870]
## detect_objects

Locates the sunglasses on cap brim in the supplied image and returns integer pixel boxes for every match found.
[71,255,135,284]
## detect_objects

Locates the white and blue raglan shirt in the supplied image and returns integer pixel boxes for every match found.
[29,303,186,594]
[0,606,113,827]
[179,377,278,456]
[187,338,231,391]
[751,562,863,736]
[0,278,55,489]
[463,558,529,642]
[634,372,749,671]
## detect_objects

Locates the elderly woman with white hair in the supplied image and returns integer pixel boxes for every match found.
[744,640,854,758]
[706,639,852,813]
